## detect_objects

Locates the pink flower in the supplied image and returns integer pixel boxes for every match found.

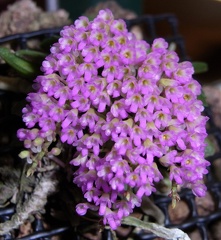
[39,117,56,132]
[152,38,168,54]
[61,109,78,128]
[61,126,78,144]
[173,61,194,83]
[102,64,120,82]
[134,108,153,128]
[96,9,114,22]
[110,19,127,35]
[106,80,122,98]
[54,86,71,106]
[41,55,58,74]
[114,200,133,219]
[82,45,99,63]
[159,150,178,167]
[121,77,137,97]
[83,83,100,100]
[79,108,99,131]
[136,182,155,198]
[97,163,114,181]
[137,78,156,95]
[49,105,65,122]
[101,38,120,53]
[74,16,90,30]
[191,181,207,197]
[125,93,144,113]
[18,9,209,230]
[76,203,89,215]
[110,99,128,119]
[71,95,90,112]
[130,125,146,147]
[89,30,106,47]
[114,137,132,155]
[120,46,136,64]
[58,37,77,53]
[92,91,111,112]
[78,63,97,81]
[82,133,103,156]
[169,165,183,184]
[153,110,171,129]
[74,31,89,50]
[111,159,130,176]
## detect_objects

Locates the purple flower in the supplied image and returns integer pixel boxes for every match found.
[74,16,90,30]
[114,137,132,155]
[110,99,128,119]
[41,56,57,74]
[79,108,99,131]
[120,46,136,64]
[62,109,78,128]
[152,38,168,54]
[136,182,155,198]
[82,45,99,63]
[78,63,97,81]
[89,30,106,47]
[114,200,133,219]
[76,203,89,215]
[49,105,65,122]
[173,61,194,83]
[191,181,208,197]
[18,9,209,230]
[110,19,127,35]
[58,37,77,53]
[102,64,120,82]
[96,9,114,22]
[97,163,114,181]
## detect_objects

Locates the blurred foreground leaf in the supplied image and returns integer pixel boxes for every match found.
[205,137,216,158]
[198,91,208,107]
[192,61,208,74]
[15,49,47,64]
[0,47,40,79]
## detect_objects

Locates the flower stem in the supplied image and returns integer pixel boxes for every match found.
[0,171,58,235]
[122,216,190,240]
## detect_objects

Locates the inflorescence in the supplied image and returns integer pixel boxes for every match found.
[17,9,209,229]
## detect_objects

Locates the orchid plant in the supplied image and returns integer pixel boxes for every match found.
[1,9,209,239]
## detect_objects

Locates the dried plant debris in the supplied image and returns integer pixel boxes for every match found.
[168,200,190,224]
[0,0,71,38]
[195,191,215,216]
[0,171,58,235]
[84,0,137,20]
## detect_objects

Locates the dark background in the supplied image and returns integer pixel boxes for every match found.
[144,0,221,84]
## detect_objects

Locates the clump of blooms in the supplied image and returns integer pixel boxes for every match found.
[17,9,209,229]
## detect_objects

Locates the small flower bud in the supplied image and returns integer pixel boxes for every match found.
[50,147,61,156]
[19,150,30,159]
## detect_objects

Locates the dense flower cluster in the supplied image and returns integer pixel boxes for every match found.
[17,9,209,229]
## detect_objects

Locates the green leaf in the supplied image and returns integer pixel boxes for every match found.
[15,49,47,64]
[198,91,208,107]
[192,61,208,74]
[0,47,40,78]
[205,137,216,158]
